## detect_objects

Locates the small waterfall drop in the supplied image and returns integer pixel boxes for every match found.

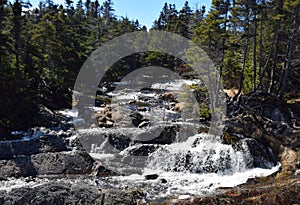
[146,133,251,175]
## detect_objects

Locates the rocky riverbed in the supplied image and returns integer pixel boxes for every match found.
[0,79,300,204]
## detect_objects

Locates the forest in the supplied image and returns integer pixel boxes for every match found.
[0,0,299,134]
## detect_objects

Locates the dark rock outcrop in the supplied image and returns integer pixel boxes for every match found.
[123,144,160,156]
[243,138,278,169]
[129,112,144,127]
[0,151,95,178]
[134,125,178,144]
[0,134,70,160]
[0,181,103,205]
[145,174,159,180]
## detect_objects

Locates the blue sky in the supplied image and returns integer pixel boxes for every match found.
[30,0,212,28]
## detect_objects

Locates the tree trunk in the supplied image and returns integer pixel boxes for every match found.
[278,6,299,98]
[253,4,257,92]
[234,14,250,101]
[268,0,283,94]
[258,2,264,92]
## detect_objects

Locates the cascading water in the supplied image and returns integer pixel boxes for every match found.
[146,134,251,174]
[75,78,280,198]
[136,132,280,197]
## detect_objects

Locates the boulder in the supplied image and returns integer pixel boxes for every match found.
[0,134,70,160]
[103,189,145,205]
[242,138,278,169]
[33,105,70,128]
[145,174,159,180]
[123,144,160,156]
[159,92,177,102]
[95,106,115,128]
[79,129,134,153]
[0,181,103,205]
[92,163,117,177]
[134,125,178,144]
[174,102,185,113]
[0,151,95,178]
[129,112,144,127]
[279,148,300,174]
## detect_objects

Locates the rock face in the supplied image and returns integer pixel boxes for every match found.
[79,125,179,154]
[0,134,70,160]
[123,144,160,156]
[243,138,278,169]
[0,181,102,205]
[134,125,178,144]
[0,151,94,178]
[0,127,96,179]
[0,181,145,205]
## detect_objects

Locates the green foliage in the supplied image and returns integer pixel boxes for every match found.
[0,0,142,133]
[198,103,211,119]
[0,0,299,133]
[193,0,300,96]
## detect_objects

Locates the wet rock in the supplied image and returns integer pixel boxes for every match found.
[134,125,178,144]
[79,129,134,153]
[243,138,278,169]
[145,174,159,180]
[0,151,95,178]
[108,134,131,151]
[0,134,70,160]
[137,107,147,112]
[103,189,145,205]
[0,181,103,205]
[123,144,160,156]
[92,163,117,177]
[129,112,144,127]
[160,178,167,183]
[33,105,70,128]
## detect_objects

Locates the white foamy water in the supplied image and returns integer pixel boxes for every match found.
[123,133,280,197]
[151,79,202,91]
[59,109,79,118]
[141,165,280,196]
[147,134,251,174]
[0,178,49,192]
[80,131,280,198]
[110,164,280,199]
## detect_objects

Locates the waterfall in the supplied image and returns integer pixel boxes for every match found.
[146,133,251,175]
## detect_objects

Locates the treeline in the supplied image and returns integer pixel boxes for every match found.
[151,0,300,98]
[0,0,299,133]
[0,0,144,132]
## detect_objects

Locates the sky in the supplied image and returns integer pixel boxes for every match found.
[29,0,212,29]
